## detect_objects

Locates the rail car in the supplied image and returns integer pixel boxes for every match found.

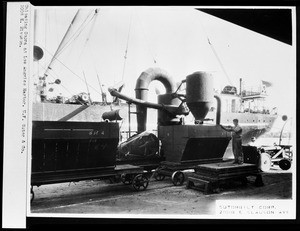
[30,121,150,201]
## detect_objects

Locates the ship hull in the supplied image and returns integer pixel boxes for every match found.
[32,102,277,144]
[210,111,277,144]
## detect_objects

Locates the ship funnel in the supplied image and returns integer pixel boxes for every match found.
[135,67,176,133]
[186,71,214,121]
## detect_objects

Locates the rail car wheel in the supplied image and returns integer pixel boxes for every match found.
[132,174,149,191]
[153,171,165,181]
[259,153,271,172]
[279,159,291,170]
[171,171,185,186]
[121,174,133,185]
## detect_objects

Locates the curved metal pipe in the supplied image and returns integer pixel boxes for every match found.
[135,68,176,93]
[108,88,174,114]
[135,67,176,133]
[214,95,221,125]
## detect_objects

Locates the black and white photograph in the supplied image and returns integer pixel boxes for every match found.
[3,2,297,227]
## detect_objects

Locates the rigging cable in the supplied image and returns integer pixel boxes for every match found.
[87,45,105,100]
[43,9,96,82]
[83,9,109,101]
[38,62,83,104]
[41,45,102,95]
[121,10,133,82]
[55,10,96,59]
[85,10,124,95]
[197,10,233,86]
[136,11,158,65]
[207,38,233,86]
[77,9,100,76]
[74,9,100,102]
[84,9,99,46]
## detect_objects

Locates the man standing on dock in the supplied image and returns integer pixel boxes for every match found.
[220,119,243,164]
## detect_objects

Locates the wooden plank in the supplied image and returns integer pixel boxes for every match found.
[187,171,262,194]
[194,166,260,179]
[195,166,258,175]
[196,162,256,170]
[189,167,260,181]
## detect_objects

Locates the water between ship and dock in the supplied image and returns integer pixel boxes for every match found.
[30,137,293,215]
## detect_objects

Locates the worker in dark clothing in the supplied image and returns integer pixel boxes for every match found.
[220,119,243,164]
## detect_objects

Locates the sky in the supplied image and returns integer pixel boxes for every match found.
[33,6,296,119]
